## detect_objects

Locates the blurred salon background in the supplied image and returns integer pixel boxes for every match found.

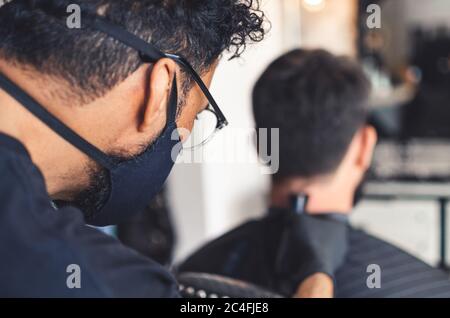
[115,0,450,270]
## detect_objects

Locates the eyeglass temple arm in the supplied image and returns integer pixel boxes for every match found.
[165,54,228,129]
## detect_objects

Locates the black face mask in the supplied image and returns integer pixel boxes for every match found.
[71,78,181,225]
[69,92,179,222]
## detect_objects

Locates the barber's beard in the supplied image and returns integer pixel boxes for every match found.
[69,136,159,221]
[70,163,111,220]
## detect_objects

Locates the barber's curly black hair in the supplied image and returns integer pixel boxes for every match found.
[0,0,267,103]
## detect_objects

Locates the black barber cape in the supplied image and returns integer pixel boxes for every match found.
[0,133,179,297]
[179,205,349,296]
[179,208,287,293]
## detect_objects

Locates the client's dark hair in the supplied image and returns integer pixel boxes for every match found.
[0,0,266,104]
[253,49,371,181]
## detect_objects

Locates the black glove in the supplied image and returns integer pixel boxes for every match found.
[273,203,349,296]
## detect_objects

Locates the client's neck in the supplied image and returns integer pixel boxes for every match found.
[270,176,354,215]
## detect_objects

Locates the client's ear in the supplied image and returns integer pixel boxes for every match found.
[356,125,378,171]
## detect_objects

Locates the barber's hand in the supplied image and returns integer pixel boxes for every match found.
[273,212,349,297]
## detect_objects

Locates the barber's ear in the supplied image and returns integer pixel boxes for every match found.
[356,125,378,171]
[139,58,177,133]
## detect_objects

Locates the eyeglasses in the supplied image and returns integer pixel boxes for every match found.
[144,53,229,150]
[85,14,229,150]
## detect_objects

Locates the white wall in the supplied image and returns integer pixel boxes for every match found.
[299,0,358,56]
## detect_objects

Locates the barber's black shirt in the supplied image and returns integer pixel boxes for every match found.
[0,133,179,297]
